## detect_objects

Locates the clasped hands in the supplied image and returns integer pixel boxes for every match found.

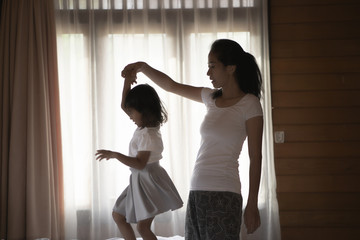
[121,62,144,83]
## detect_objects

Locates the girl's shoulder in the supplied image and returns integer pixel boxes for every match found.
[141,126,161,136]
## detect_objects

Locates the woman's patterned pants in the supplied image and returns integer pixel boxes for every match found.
[185,190,243,240]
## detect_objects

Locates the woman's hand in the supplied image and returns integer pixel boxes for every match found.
[121,62,145,80]
[244,202,261,234]
[95,150,117,161]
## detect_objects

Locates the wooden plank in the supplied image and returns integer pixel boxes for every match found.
[272,124,360,142]
[281,227,360,240]
[279,211,360,227]
[272,108,360,124]
[274,142,360,158]
[271,5,360,24]
[272,91,360,108]
[271,0,360,6]
[277,192,360,211]
[271,57,360,74]
[270,73,360,91]
[270,39,360,58]
[270,22,360,40]
[275,158,360,175]
[269,1,360,238]
[276,175,360,192]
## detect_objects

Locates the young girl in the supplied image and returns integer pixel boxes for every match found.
[95,78,183,240]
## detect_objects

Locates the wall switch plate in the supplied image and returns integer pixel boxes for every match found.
[274,131,285,143]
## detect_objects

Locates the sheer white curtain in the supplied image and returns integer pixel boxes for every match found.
[54,0,280,239]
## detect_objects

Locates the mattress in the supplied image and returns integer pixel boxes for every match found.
[109,236,184,240]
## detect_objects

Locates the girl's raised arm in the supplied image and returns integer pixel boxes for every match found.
[122,62,203,103]
[121,78,134,116]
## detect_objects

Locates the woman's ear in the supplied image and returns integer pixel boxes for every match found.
[227,65,236,75]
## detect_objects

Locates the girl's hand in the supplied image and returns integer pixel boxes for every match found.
[244,203,261,234]
[124,76,137,86]
[95,150,117,161]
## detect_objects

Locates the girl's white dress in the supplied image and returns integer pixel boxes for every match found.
[113,126,183,223]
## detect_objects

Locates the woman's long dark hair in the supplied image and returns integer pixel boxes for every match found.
[125,84,167,127]
[210,39,262,99]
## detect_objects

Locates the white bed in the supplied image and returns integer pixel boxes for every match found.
[108,236,184,240]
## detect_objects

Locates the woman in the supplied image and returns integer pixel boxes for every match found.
[122,39,263,239]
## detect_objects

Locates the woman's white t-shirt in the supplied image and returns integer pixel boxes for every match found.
[190,88,263,194]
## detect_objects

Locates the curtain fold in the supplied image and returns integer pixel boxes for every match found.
[54,0,280,239]
[0,0,63,239]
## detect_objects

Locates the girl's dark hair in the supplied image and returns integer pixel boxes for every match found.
[125,84,167,127]
[210,39,262,99]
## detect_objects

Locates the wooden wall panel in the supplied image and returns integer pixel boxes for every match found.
[272,91,360,107]
[271,57,360,74]
[281,228,360,240]
[277,175,360,192]
[273,108,360,124]
[278,193,360,210]
[271,22,360,40]
[269,0,360,239]
[276,158,360,175]
[271,74,360,91]
[271,0,359,6]
[271,5,360,23]
[280,211,360,227]
[273,124,360,142]
[275,142,360,158]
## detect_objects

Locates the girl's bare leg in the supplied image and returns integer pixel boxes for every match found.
[137,217,157,240]
[112,211,136,240]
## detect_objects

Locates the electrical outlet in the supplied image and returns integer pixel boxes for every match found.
[274,131,285,143]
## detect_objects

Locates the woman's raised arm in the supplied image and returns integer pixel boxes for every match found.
[122,62,203,103]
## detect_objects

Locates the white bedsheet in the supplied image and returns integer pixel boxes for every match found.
[107,236,185,240]
[108,236,184,240]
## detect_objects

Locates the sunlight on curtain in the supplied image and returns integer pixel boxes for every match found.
[57,34,91,210]
[55,0,280,239]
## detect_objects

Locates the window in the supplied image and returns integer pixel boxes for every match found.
[55,0,277,238]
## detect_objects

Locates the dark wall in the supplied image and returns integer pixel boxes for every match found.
[269,0,360,239]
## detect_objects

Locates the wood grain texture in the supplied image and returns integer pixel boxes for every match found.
[275,158,360,175]
[272,124,360,142]
[270,0,360,238]
[271,73,360,91]
[277,193,360,210]
[281,227,360,240]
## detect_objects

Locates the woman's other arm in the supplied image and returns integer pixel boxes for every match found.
[244,115,263,234]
